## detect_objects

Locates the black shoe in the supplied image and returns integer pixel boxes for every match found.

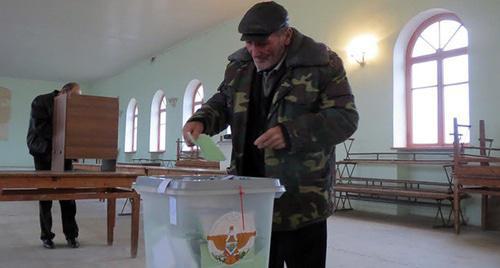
[42,239,55,249]
[67,238,80,248]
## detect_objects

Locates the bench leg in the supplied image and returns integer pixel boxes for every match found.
[432,200,448,228]
[454,184,460,234]
[481,194,488,229]
[333,191,353,212]
[446,203,466,226]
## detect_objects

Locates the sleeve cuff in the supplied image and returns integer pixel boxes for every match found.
[186,118,207,133]
[277,123,291,150]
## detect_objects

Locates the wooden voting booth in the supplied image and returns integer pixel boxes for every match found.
[52,94,119,171]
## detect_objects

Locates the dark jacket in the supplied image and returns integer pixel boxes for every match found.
[27,90,59,162]
[188,29,359,230]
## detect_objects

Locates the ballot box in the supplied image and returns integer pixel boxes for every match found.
[134,175,285,268]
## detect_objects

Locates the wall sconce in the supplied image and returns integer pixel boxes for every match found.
[347,34,378,67]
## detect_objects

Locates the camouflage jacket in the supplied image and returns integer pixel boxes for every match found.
[188,28,358,231]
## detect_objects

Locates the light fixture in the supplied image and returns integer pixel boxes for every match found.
[347,34,378,67]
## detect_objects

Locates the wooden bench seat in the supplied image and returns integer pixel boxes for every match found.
[339,176,451,188]
[333,176,468,227]
[335,183,452,200]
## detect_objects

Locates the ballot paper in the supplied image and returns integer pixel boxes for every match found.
[188,133,226,162]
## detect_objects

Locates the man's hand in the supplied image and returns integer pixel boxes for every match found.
[182,121,204,146]
[254,126,287,150]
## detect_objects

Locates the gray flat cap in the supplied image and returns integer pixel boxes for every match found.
[238,1,289,42]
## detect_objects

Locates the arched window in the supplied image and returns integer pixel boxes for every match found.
[406,13,469,147]
[182,80,205,151]
[192,83,204,114]
[183,79,203,126]
[149,90,166,152]
[124,99,138,153]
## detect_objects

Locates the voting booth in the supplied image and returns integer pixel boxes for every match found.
[51,94,119,171]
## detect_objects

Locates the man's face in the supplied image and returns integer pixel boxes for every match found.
[245,29,292,71]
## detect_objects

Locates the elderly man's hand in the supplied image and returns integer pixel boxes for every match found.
[254,126,287,150]
[182,121,204,146]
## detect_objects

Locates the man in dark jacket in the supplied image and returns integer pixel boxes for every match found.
[27,82,81,249]
[183,2,358,267]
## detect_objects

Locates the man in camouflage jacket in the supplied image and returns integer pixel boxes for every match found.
[183,2,358,267]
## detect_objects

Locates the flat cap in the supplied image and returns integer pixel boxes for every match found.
[238,1,288,42]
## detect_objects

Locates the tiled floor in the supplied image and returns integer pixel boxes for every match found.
[1,200,499,267]
[328,212,500,268]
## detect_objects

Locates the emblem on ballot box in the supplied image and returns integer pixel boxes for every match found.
[206,211,256,265]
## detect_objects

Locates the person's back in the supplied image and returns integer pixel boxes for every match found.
[26,82,81,249]
[27,90,58,166]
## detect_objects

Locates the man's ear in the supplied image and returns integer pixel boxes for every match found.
[284,28,293,46]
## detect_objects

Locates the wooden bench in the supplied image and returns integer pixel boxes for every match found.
[333,139,467,227]
[334,176,469,226]
[452,119,500,233]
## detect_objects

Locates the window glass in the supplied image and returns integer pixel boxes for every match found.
[420,22,439,50]
[133,106,138,151]
[412,61,437,88]
[444,26,468,51]
[412,87,438,144]
[412,37,436,57]
[444,84,470,144]
[443,55,468,85]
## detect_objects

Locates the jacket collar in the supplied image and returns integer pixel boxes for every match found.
[228,28,330,68]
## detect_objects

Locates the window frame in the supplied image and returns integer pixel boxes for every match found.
[184,83,204,152]
[405,13,468,148]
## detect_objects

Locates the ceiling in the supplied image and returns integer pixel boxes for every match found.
[0,0,259,83]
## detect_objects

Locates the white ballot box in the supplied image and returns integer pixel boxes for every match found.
[133,175,285,268]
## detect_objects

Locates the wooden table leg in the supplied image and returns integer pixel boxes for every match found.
[130,194,140,258]
[107,198,116,245]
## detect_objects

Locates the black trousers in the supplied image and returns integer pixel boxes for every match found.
[34,157,79,241]
[268,220,327,268]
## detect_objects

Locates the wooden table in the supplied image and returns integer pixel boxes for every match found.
[74,163,226,176]
[0,171,140,257]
